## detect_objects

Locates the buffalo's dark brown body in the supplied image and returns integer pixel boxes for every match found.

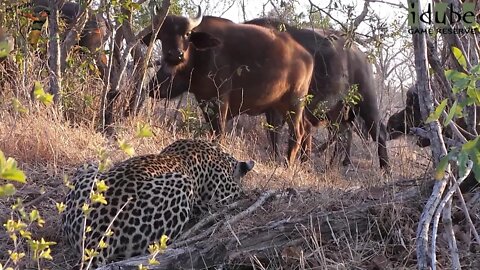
[146,14,314,165]
[387,86,479,192]
[245,19,389,169]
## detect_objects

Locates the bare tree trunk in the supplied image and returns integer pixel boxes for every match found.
[409,1,451,269]
[47,0,62,104]
[46,0,92,105]
[101,23,125,135]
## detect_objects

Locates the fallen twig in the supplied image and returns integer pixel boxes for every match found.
[172,189,277,248]
[96,187,423,270]
[178,197,251,241]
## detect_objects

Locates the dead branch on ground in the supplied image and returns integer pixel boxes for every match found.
[96,187,426,270]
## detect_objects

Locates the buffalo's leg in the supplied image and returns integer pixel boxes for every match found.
[318,126,336,153]
[199,99,225,138]
[363,114,390,170]
[199,102,216,136]
[332,122,353,166]
[356,78,390,170]
[300,119,313,162]
[286,107,305,166]
[208,97,229,139]
[341,126,353,166]
[95,52,108,83]
[327,125,342,167]
[265,110,284,161]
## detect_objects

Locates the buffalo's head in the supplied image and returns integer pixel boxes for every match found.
[387,87,428,145]
[145,7,221,99]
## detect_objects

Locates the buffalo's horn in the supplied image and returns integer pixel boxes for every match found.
[188,6,203,30]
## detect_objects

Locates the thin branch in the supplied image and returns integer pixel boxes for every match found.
[219,0,237,17]
[431,161,473,270]
[457,190,480,245]
[441,199,460,270]
[353,0,370,29]
[172,190,277,249]
[177,198,251,241]
[369,0,407,9]
[308,0,347,32]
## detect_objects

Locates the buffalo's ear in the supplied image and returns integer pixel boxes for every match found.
[189,32,221,50]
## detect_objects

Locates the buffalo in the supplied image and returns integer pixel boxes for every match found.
[387,86,426,145]
[245,18,389,170]
[145,9,314,165]
[387,86,479,192]
[20,0,108,75]
[387,86,479,146]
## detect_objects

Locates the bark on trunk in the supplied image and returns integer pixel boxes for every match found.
[47,1,62,104]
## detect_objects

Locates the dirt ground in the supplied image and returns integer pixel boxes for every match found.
[0,97,478,269]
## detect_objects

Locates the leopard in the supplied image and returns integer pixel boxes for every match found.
[62,139,254,268]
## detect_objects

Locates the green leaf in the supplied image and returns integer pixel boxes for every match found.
[457,151,469,179]
[0,151,27,183]
[471,63,480,75]
[452,46,467,70]
[0,184,16,197]
[466,86,480,105]
[130,2,141,10]
[426,99,448,123]
[33,82,54,106]
[1,168,27,183]
[11,98,28,114]
[136,123,154,138]
[95,180,109,193]
[0,40,10,58]
[118,139,135,157]
[443,100,458,126]
[462,137,479,152]
[434,155,449,180]
[29,209,40,222]
[471,149,480,182]
[90,192,108,205]
[0,151,5,167]
[445,69,468,81]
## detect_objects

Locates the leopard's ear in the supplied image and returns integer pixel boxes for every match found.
[242,160,255,172]
[235,160,255,178]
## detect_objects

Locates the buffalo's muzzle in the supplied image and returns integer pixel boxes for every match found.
[166,49,184,64]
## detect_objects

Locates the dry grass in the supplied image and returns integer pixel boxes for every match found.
[0,60,478,269]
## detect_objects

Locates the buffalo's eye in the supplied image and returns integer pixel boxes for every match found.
[184,32,191,39]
